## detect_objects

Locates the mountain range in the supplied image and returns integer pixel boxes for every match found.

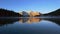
[0,8,60,17]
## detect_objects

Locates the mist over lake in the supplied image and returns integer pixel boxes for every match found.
[0,17,60,34]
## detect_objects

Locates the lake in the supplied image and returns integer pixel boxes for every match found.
[0,17,60,34]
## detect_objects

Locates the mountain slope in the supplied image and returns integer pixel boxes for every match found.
[43,8,60,16]
[0,8,22,17]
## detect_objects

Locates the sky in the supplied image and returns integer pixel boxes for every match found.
[0,0,60,14]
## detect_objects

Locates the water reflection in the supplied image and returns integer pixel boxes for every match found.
[43,18,60,25]
[0,17,60,34]
[0,18,19,26]
[19,18,42,24]
[19,18,60,25]
[0,17,60,26]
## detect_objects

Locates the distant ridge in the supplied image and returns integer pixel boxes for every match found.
[43,8,60,16]
[0,8,22,17]
[0,8,60,17]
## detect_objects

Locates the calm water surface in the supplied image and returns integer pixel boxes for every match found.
[0,17,60,34]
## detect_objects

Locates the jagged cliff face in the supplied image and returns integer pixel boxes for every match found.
[29,11,41,17]
[19,11,41,17]
[20,11,29,17]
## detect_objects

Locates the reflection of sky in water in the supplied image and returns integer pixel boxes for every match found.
[0,18,60,34]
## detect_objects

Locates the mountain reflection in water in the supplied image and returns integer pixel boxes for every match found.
[0,18,19,26]
[19,18,60,25]
[19,18,42,24]
[43,18,60,25]
[0,17,60,26]
[0,17,60,34]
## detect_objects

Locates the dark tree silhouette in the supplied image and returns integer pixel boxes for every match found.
[0,8,22,17]
[43,18,60,25]
[43,8,60,16]
[0,18,19,26]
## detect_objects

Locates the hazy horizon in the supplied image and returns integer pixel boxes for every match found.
[0,0,60,14]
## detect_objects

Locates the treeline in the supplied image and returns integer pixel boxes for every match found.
[43,8,60,16]
[0,8,22,17]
